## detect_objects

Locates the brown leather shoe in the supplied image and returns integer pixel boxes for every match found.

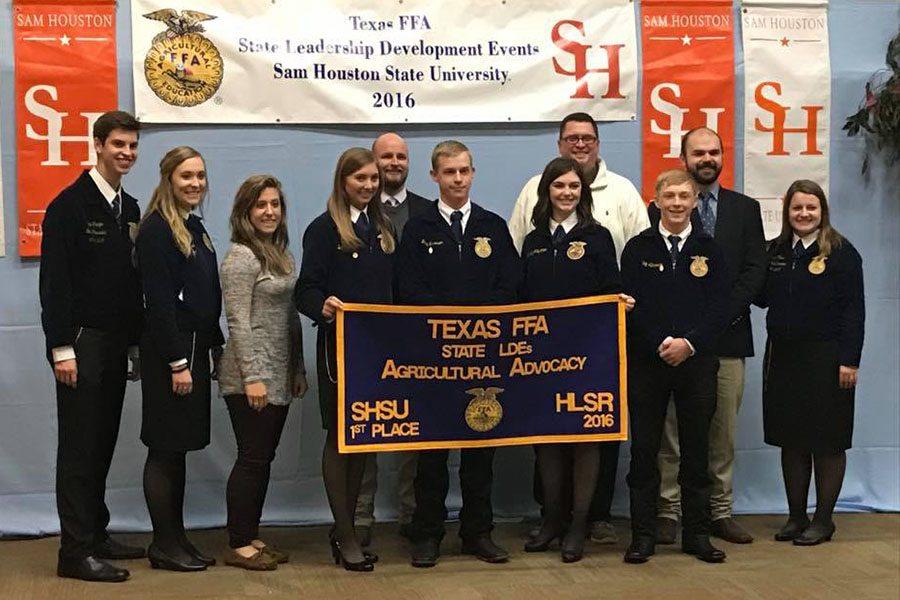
[260,545,289,564]
[656,517,677,545]
[224,549,278,571]
[711,517,753,544]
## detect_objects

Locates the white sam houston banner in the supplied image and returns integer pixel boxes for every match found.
[131,0,637,124]
[742,0,831,239]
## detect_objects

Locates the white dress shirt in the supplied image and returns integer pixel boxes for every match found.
[437,198,472,234]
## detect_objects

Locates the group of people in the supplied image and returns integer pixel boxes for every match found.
[38,109,865,582]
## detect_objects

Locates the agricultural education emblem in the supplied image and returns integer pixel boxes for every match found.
[143,9,224,107]
[464,387,504,432]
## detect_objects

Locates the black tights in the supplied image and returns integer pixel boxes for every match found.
[781,447,846,525]
[322,428,369,563]
[533,443,600,551]
[143,448,197,560]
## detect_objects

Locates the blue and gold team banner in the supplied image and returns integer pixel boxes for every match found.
[336,296,627,453]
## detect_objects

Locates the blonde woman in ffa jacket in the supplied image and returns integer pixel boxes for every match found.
[295,148,395,572]
[39,111,144,583]
[136,147,223,572]
[621,169,729,565]
[757,180,864,546]
[520,157,633,563]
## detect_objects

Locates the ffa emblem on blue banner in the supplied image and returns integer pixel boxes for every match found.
[336,296,628,453]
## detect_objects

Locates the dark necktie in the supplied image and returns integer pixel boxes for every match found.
[699,192,715,236]
[450,210,464,244]
[552,224,566,245]
[793,239,806,260]
[354,211,370,243]
[111,193,121,226]
[668,234,681,267]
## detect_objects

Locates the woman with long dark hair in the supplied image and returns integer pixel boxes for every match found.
[295,148,395,572]
[136,146,222,571]
[521,157,633,562]
[218,175,307,570]
[757,179,864,545]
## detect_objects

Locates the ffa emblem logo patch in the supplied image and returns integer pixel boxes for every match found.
[690,255,709,277]
[143,9,224,107]
[566,241,586,260]
[464,387,504,432]
[808,255,827,275]
[474,237,492,258]
[128,221,139,243]
[202,232,214,252]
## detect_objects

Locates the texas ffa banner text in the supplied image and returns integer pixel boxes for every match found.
[130,0,637,124]
[640,0,735,203]
[742,0,830,239]
[14,0,118,257]
[336,297,628,453]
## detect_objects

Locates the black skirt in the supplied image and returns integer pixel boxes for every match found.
[763,337,855,452]
[140,331,212,452]
[314,325,338,430]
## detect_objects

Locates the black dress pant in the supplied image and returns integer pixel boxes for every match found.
[627,353,718,541]
[55,328,128,559]
[410,447,495,542]
[224,395,290,548]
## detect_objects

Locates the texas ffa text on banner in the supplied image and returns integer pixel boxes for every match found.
[14,0,118,257]
[130,0,637,124]
[742,0,831,239]
[336,297,628,453]
[641,0,735,204]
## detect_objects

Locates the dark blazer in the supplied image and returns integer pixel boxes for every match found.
[649,187,767,357]
[396,201,520,305]
[521,221,621,301]
[757,238,864,366]
[621,227,730,360]
[407,190,432,220]
[39,170,143,360]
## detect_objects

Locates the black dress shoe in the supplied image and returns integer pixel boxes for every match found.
[560,530,585,563]
[775,518,810,541]
[57,555,130,582]
[94,536,146,560]
[656,517,677,545]
[147,543,207,572]
[624,538,655,564]
[180,536,216,566]
[524,525,561,552]
[461,535,510,563]
[711,517,754,544]
[793,521,835,546]
[410,538,440,568]
[682,536,726,563]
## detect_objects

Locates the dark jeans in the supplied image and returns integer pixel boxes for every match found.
[410,448,495,542]
[225,395,290,548]
[627,354,718,541]
[55,328,127,560]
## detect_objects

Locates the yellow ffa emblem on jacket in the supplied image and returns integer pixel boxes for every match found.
[474,237,492,258]
[566,241,586,260]
[202,232,214,252]
[690,255,709,277]
[464,387,504,432]
[128,221,139,243]
[808,255,827,275]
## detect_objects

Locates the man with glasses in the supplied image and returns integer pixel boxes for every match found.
[508,112,649,545]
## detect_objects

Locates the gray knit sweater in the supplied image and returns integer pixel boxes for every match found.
[218,244,304,405]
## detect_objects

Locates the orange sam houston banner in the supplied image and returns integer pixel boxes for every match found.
[640,0,734,203]
[14,0,117,257]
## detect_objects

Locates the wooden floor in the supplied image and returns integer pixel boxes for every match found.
[0,514,897,599]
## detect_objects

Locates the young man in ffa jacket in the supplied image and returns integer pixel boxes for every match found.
[650,128,767,545]
[621,169,730,565]
[355,132,433,548]
[396,140,520,568]
[39,111,145,582]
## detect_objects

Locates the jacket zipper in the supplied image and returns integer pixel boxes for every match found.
[74,327,84,345]
[188,332,197,371]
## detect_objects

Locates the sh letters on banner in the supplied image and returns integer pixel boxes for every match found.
[335,297,628,453]
[14,0,118,257]
[640,0,735,203]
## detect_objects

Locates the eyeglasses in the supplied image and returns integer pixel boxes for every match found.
[561,134,598,146]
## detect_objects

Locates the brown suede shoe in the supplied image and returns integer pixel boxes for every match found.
[711,517,754,544]
[224,549,278,571]
[260,545,289,564]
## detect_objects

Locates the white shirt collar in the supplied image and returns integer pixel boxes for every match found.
[550,211,579,235]
[88,167,121,207]
[437,198,471,227]
[659,221,692,251]
[349,204,368,224]
[589,159,609,191]
[381,188,408,206]
[792,229,819,249]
